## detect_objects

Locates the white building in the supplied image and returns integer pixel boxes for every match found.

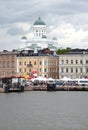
[20,17,58,51]
[59,49,88,79]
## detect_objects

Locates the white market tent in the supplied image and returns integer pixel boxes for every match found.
[31,76,54,82]
[60,77,72,81]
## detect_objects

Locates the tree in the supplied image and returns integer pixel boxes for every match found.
[56,47,72,54]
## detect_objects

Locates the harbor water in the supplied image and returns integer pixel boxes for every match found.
[0,91,88,130]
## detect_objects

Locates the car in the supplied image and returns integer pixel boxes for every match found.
[55,81,64,85]
[33,80,39,85]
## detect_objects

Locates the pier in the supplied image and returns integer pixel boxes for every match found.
[24,84,88,91]
[0,76,24,93]
[0,78,88,93]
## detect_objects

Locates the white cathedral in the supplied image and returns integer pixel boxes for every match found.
[20,17,59,51]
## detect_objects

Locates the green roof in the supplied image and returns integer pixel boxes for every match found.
[52,37,57,40]
[21,36,27,39]
[34,17,45,25]
[42,35,47,38]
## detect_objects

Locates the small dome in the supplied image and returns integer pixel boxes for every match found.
[21,36,27,40]
[34,17,45,25]
[52,37,57,40]
[42,35,47,39]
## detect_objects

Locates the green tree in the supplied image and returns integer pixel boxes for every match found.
[56,47,71,54]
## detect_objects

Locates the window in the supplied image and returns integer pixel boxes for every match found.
[12,61,15,68]
[12,56,14,59]
[19,62,22,65]
[24,61,26,65]
[29,69,31,72]
[39,33,40,37]
[40,68,42,72]
[86,60,88,64]
[86,68,88,73]
[29,61,31,64]
[61,60,64,64]
[40,61,42,65]
[71,60,73,64]
[80,68,82,73]
[71,68,73,73]
[34,61,36,65]
[66,60,68,64]
[44,60,47,65]
[7,61,10,68]
[44,68,47,72]
[80,60,83,64]
[66,68,68,73]
[61,68,64,73]
[76,68,78,73]
[12,71,15,74]
[24,68,26,72]
[36,33,38,37]
[19,68,22,72]
[7,55,10,59]
[2,61,5,68]
[76,60,78,64]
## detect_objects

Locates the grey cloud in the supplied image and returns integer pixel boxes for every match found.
[72,0,88,3]
[0,0,88,50]
[0,0,88,25]
[7,26,26,36]
[50,1,88,16]
[81,36,88,42]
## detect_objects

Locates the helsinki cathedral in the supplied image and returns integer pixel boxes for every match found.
[20,17,59,51]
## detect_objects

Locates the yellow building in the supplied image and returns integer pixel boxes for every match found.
[17,50,59,79]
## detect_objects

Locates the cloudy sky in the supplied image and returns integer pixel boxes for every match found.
[0,0,88,50]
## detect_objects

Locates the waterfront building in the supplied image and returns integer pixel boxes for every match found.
[59,49,88,79]
[20,17,58,51]
[16,49,59,79]
[0,50,19,78]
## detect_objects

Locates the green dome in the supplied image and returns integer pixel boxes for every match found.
[34,17,45,25]
[21,36,27,40]
[42,35,47,38]
[52,37,57,40]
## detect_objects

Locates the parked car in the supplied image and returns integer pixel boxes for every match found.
[33,80,39,85]
[55,81,64,85]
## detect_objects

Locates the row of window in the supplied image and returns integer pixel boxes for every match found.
[36,33,44,37]
[0,71,15,76]
[61,68,88,73]
[0,61,15,68]
[36,30,45,33]
[19,68,57,73]
[0,56,15,59]
[61,60,88,64]
[19,61,57,66]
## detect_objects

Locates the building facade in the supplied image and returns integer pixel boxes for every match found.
[59,49,88,79]
[0,50,19,78]
[17,49,59,79]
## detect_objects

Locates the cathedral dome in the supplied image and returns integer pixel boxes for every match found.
[34,17,46,25]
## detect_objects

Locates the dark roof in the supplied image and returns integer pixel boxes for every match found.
[17,48,58,57]
[58,49,88,55]
[67,49,88,54]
